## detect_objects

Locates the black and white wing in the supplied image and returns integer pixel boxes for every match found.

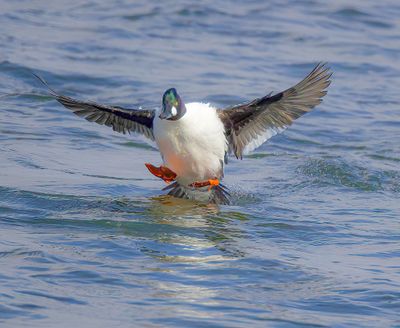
[35,74,155,140]
[218,63,332,159]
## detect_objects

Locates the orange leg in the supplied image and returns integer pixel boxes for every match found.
[145,163,177,183]
[189,178,220,191]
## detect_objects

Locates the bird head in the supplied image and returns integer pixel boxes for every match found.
[159,88,186,120]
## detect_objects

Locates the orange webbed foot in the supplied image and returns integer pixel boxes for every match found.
[189,178,220,191]
[145,163,177,183]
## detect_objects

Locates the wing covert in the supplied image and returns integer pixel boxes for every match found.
[218,63,332,158]
[34,74,155,140]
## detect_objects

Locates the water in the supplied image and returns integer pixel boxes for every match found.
[1,1,399,327]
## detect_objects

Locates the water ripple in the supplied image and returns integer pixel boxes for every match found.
[1,0,400,327]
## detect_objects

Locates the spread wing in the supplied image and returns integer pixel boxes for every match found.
[218,63,332,159]
[34,74,155,140]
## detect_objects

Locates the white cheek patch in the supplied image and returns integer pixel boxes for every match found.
[171,106,177,116]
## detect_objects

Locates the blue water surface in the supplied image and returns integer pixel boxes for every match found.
[0,1,400,327]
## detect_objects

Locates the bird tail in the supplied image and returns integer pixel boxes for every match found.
[163,182,230,205]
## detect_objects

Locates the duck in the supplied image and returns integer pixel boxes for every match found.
[35,63,331,204]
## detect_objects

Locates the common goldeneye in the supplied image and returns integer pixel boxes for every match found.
[35,63,331,204]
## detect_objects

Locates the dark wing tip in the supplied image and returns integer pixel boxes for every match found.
[32,72,58,96]
[286,62,332,108]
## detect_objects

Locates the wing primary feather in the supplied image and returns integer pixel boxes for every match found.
[32,73,155,140]
[218,63,332,158]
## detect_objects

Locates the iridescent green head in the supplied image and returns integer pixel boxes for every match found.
[159,88,186,121]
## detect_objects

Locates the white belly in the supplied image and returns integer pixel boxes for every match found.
[153,102,227,185]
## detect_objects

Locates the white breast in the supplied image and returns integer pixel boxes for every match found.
[153,102,227,185]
